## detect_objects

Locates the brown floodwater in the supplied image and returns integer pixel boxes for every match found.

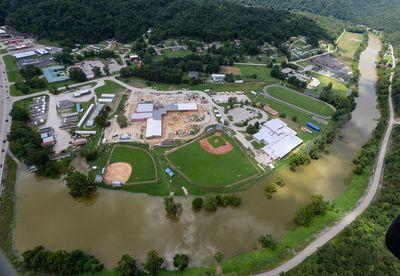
[13,34,381,268]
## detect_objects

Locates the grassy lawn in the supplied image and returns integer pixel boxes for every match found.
[310,72,348,97]
[337,32,363,65]
[0,48,7,54]
[0,157,17,260]
[108,145,157,183]
[267,86,335,117]
[207,135,226,148]
[254,95,328,141]
[168,131,259,187]
[94,80,125,97]
[2,55,17,70]
[235,64,279,83]
[10,79,77,96]
[6,70,23,82]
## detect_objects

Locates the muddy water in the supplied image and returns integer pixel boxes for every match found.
[13,34,381,268]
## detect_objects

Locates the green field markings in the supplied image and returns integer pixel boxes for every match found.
[235,64,279,84]
[167,131,261,188]
[206,135,226,148]
[267,86,335,117]
[108,145,157,183]
[94,80,125,97]
[310,72,348,97]
[254,95,328,141]
[337,32,363,65]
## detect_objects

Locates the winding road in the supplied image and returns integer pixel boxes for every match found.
[258,43,397,275]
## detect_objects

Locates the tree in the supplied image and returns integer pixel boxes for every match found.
[116,255,140,276]
[143,250,163,275]
[92,66,102,78]
[192,197,203,210]
[204,196,218,212]
[163,196,182,217]
[65,171,97,198]
[117,114,128,128]
[104,64,110,76]
[68,67,87,82]
[173,254,189,272]
[10,106,30,122]
[257,234,278,249]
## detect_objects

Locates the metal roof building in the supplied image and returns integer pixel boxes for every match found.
[254,119,303,160]
[14,51,36,59]
[42,65,70,83]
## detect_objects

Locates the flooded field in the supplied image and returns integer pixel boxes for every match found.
[13,34,381,268]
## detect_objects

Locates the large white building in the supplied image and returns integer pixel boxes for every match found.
[254,119,303,160]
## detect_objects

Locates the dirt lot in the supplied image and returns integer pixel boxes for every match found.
[103,89,216,145]
[221,66,241,75]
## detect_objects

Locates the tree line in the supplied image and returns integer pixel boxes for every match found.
[2,0,329,44]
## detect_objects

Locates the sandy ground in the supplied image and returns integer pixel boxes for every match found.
[103,162,132,184]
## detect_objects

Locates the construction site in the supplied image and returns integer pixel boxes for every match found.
[103,90,215,145]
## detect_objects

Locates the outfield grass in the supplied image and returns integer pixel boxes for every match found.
[310,72,348,97]
[235,64,279,83]
[109,145,157,183]
[267,86,335,117]
[94,80,125,97]
[254,95,327,141]
[168,131,259,187]
[337,32,363,65]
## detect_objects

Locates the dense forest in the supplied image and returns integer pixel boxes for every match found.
[0,0,330,44]
[231,0,400,51]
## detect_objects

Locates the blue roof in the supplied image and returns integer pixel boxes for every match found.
[165,168,175,177]
[42,65,70,83]
[76,103,81,112]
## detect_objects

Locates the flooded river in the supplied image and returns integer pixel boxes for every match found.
[13,34,381,268]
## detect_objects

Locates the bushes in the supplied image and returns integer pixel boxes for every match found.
[202,194,241,211]
[65,171,97,198]
[192,197,203,210]
[21,246,103,275]
[117,114,128,128]
[257,234,278,249]
[295,194,329,226]
[163,196,182,217]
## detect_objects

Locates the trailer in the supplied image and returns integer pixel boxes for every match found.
[306,122,320,132]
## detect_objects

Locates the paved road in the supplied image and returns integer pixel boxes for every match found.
[262,84,335,120]
[0,53,13,194]
[258,44,396,276]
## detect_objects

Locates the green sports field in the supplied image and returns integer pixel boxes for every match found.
[337,32,363,65]
[267,86,335,117]
[168,132,259,187]
[310,72,348,97]
[109,145,157,183]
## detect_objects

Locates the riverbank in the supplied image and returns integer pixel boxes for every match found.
[0,157,17,261]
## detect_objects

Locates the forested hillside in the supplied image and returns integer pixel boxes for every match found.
[232,0,400,50]
[0,0,330,44]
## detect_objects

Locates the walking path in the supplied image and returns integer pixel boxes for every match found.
[258,43,396,275]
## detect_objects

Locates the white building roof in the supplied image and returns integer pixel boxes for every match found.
[131,112,153,120]
[14,51,36,59]
[254,119,303,160]
[211,74,226,82]
[145,119,162,138]
[281,68,294,74]
[177,103,197,111]
[307,78,321,89]
[137,103,154,113]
